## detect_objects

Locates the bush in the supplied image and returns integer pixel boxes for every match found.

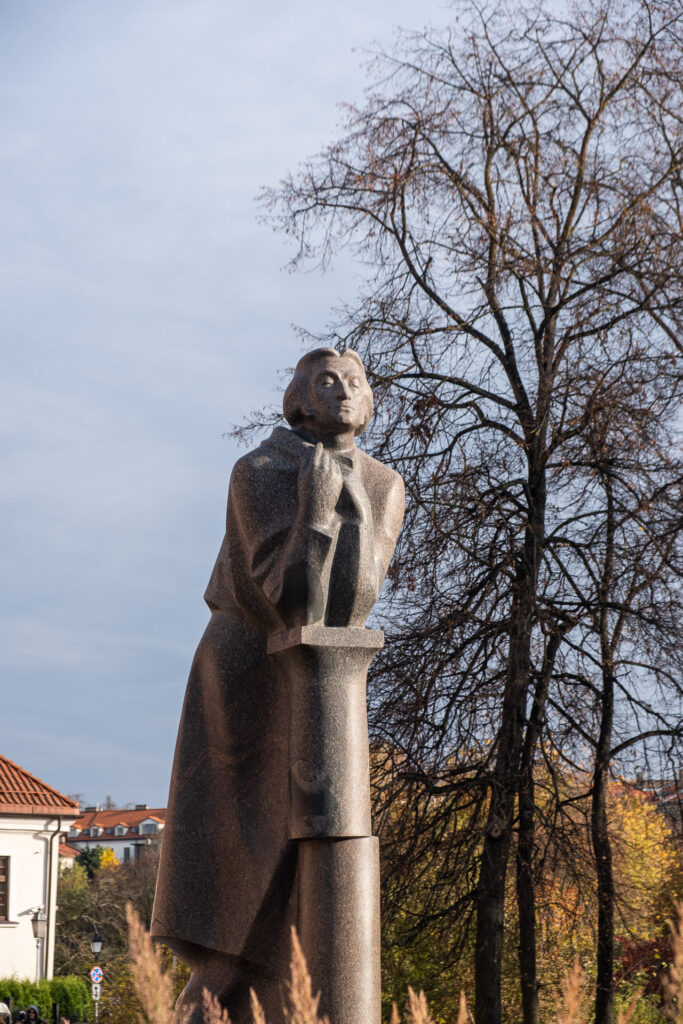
[0,977,91,1020]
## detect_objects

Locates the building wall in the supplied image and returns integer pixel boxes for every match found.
[0,814,68,981]
[68,818,163,864]
[67,834,160,863]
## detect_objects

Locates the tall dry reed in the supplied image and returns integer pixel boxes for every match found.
[249,990,268,1024]
[282,926,329,1024]
[663,902,683,1023]
[556,960,585,1024]
[125,902,175,1024]
[201,990,231,1024]
[125,902,683,1024]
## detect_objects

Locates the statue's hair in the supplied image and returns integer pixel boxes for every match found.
[283,348,373,436]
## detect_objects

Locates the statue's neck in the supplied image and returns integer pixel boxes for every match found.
[294,426,356,452]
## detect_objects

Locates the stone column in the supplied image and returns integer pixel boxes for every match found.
[268,624,383,1024]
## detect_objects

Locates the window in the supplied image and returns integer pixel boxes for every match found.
[0,857,8,922]
[123,848,131,863]
[141,823,157,835]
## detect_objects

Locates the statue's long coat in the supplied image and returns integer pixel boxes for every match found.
[151,426,404,969]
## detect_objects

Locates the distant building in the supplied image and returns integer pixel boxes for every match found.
[633,769,683,832]
[58,842,79,869]
[0,754,78,980]
[67,804,166,863]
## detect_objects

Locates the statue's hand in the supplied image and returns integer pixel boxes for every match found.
[298,442,345,528]
[339,463,372,523]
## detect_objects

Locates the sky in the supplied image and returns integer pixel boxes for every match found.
[0,0,455,808]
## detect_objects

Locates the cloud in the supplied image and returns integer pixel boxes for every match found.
[0,0,453,806]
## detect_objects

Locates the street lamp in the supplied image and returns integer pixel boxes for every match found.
[31,908,47,983]
[90,932,104,1024]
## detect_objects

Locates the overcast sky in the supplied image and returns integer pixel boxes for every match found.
[1,0,453,809]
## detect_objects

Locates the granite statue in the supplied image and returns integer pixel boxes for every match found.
[151,348,405,1023]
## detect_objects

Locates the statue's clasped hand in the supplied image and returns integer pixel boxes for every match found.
[298,442,345,528]
[299,442,373,530]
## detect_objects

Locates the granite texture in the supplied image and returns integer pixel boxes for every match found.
[270,630,383,840]
[151,349,404,1023]
[297,837,381,1024]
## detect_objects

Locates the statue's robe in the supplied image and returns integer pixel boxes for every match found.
[151,425,404,977]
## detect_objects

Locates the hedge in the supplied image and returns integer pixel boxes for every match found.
[0,977,91,1020]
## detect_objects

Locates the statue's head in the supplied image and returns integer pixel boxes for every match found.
[283,348,374,439]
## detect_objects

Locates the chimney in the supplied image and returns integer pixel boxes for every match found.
[135,803,148,811]
[84,805,99,813]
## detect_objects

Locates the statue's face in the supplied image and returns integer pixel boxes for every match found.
[306,357,370,436]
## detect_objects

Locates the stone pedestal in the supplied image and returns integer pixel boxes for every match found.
[268,624,383,1024]
[298,837,380,1024]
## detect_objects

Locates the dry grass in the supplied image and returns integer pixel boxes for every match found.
[125,902,176,1024]
[125,902,683,1024]
[456,991,469,1024]
[406,986,436,1024]
[250,989,268,1024]
[282,926,329,1024]
[389,987,469,1024]
[202,990,231,1024]
[556,960,585,1024]
[663,903,683,1023]
[552,960,642,1024]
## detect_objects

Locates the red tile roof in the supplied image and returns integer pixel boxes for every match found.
[71,807,166,834]
[59,843,79,858]
[0,754,79,816]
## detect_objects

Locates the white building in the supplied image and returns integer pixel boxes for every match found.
[67,804,166,863]
[0,754,78,980]
[58,842,79,869]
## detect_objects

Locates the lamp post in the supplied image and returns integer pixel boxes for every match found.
[31,908,47,983]
[90,932,103,1024]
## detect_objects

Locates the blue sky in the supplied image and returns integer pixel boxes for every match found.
[0,0,453,807]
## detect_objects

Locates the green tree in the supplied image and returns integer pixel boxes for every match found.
[378,764,681,1022]
[56,844,160,974]
[55,842,189,1024]
[75,847,103,881]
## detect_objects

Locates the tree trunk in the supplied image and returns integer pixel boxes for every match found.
[592,732,615,1024]
[516,632,559,1024]
[593,684,614,1024]
[516,728,540,1024]
[474,599,531,1024]
[593,478,616,1024]
[475,465,544,1024]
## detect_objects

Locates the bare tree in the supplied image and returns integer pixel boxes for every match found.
[543,371,683,1024]
[261,1,683,1021]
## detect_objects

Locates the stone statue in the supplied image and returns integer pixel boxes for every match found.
[151,348,405,1024]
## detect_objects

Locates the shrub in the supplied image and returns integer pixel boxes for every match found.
[0,976,90,1020]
